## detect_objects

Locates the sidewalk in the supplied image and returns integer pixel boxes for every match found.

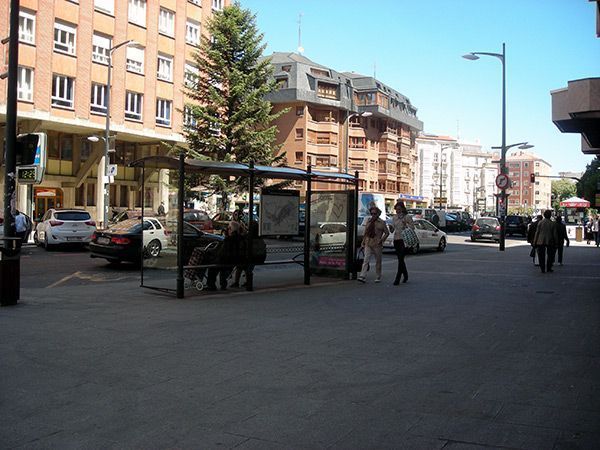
[2,242,599,448]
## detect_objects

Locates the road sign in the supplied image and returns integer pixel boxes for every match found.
[107,164,118,177]
[495,173,510,190]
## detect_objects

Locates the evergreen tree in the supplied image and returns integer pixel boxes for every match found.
[183,2,285,206]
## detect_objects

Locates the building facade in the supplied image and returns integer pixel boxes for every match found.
[264,53,423,208]
[0,0,227,225]
[415,134,498,214]
[506,151,552,212]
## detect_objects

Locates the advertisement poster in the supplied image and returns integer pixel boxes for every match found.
[259,189,300,236]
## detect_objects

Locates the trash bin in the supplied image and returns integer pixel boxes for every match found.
[575,226,583,242]
[0,237,21,306]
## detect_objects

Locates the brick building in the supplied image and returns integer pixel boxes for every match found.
[506,150,552,212]
[0,0,227,225]
[264,53,423,206]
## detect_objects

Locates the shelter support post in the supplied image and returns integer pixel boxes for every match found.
[176,151,185,298]
[304,165,312,285]
[246,162,255,291]
[352,171,359,279]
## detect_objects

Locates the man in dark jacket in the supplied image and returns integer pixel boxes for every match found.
[533,210,558,273]
[555,216,570,265]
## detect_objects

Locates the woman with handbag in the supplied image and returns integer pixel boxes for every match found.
[392,200,416,285]
[357,206,389,283]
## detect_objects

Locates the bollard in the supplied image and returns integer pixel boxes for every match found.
[0,237,21,306]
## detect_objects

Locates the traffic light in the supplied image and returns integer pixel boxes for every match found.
[16,133,46,166]
[530,173,536,183]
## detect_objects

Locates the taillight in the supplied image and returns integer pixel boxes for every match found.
[85,221,96,227]
[472,224,480,231]
[495,225,501,231]
[111,236,131,245]
[92,232,97,241]
[49,220,64,227]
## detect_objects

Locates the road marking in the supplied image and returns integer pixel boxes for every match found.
[47,271,138,288]
[47,272,80,289]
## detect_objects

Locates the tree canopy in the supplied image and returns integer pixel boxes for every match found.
[576,156,599,208]
[551,178,577,209]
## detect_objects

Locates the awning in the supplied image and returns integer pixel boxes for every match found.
[559,196,590,208]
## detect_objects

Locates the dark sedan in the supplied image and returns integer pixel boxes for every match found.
[470,217,501,242]
[505,215,528,237]
[90,219,222,265]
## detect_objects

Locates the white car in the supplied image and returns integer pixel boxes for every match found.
[314,222,347,248]
[385,218,447,254]
[34,209,96,249]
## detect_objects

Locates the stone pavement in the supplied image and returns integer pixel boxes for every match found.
[1,241,599,449]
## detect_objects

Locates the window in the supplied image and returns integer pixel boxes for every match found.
[189,0,200,4]
[125,91,143,121]
[296,106,304,116]
[295,128,303,139]
[159,8,175,36]
[156,99,172,127]
[19,10,35,44]
[17,67,33,102]
[212,0,224,10]
[317,82,338,100]
[295,152,303,163]
[186,19,201,46]
[90,83,107,114]
[94,0,114,14]
[281,65,291,72]
[275,77,288,88]
[183,106,197,127]
[80,140,92,162]
[157,54,173,81]
[184,63,198,88]
[92,33,111,64]
[126,46,144,73]
[310,68,330,77]
[54,21,76,55]
[128,0,146,27]
[52,75,74,108]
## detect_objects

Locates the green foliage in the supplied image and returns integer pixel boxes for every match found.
[183,2,287,206]
[551,178,577,209]
[576,157,600,207]
[508,206,534,216]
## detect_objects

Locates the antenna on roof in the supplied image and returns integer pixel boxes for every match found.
[297,12,304,54]
[373,60,376,78]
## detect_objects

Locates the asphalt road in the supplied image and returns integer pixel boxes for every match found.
[19,232,526,289]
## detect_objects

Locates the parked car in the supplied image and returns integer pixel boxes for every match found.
[314,222,347,249]
[505,215,528,237]
[384,218,447,254]
[444,213,461,233]
[183,210,213,232]
[447,211,472,231]
[471,217,501,242]
[90,217,173,263]
[407,208,445,228]
[34,209,96,249]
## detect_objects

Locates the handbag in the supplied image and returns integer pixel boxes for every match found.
[529,246,536,258]
[401,227,419,248]
[355,247,366,272]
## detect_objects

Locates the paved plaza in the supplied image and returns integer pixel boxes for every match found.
[1,240,599,449]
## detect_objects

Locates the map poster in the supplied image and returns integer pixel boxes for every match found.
[259,189,300,236]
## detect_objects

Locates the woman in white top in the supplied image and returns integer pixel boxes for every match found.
[392,200,415,285]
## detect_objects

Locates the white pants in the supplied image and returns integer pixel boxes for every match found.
[359,244,383,279]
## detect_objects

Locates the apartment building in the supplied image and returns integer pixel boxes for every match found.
[0,0,227,225]
[264,52,423,207]
[415,134,498,214]
[506,151,552,212]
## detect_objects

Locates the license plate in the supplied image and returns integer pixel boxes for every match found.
[482,234,492,238]
[97,237,110,245]
[66,236,82,241]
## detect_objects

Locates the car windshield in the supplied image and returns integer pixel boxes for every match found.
[108,218,142,233]
[55,211,91,221]
[407,209,423,215]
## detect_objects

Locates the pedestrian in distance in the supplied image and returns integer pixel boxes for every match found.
[533,210,558,273]
[585,217,593,244]
[593,215,600,248]
[157,201,165,216]
[555,216,569,265]
[392,200,415,285]
[357,205,389,284]
[206,221,242,291]
[527,214,542,266]
[13,210,29,249]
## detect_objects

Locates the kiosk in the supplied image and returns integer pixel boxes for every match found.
[559,196,590,241]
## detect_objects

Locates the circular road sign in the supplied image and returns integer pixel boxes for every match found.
[495,173,510,190]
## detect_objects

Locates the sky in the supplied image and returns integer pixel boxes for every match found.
[240,0,600,175]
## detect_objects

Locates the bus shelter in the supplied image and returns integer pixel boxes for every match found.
[129,154,359,298]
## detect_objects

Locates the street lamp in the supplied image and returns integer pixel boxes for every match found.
[344,111,372,173]
[99,39,142,228]
[436,144,457,209]
[463,43,508,250]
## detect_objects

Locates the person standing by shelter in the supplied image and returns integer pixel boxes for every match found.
[555,216,570,265]
[357,206,389,284]
[533,210,558,273]
[392,200,415,285]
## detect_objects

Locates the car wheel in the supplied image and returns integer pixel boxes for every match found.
[145,239,162,258]
[33,232,40,246]
[411,243,420,255]
[44,235,52,251]
[437,237,446,252]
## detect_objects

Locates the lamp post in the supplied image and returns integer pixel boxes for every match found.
[344,111,372,173]
[437,144,456,210]
[463,43,509,250]
[99,39,141,227]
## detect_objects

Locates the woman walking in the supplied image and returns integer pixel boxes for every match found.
[392,201,415,285]
[357,206,389,283]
